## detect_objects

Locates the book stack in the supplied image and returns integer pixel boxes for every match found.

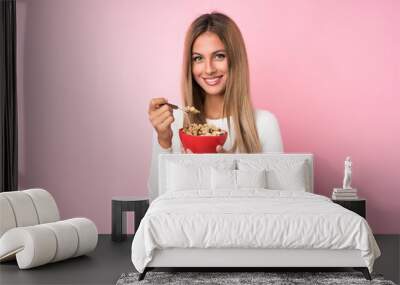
[332,188,358,200]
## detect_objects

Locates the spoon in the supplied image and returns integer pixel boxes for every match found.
[163,103,188,113]
[162,103,201,114]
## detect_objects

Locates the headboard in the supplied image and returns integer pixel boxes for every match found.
[158,153,314,197]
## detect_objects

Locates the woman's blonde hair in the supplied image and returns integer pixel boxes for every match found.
[181,12,262,153]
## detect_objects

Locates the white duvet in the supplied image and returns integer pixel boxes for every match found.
[131,190,380,273]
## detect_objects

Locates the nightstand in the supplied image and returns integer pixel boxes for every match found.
[111,196,149,242]
[332,198,366,219]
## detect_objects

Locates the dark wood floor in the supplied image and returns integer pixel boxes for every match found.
[0,235,134,285]
[0,235,399,285]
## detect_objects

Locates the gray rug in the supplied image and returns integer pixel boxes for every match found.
[116,271,396,285]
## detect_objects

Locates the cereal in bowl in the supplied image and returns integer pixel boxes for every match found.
[183,123,225,136]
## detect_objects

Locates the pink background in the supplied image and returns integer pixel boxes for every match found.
[16,0,400,234]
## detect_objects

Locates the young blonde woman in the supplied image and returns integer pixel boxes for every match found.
[148,12,283,200]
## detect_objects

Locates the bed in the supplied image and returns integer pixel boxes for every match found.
[131,153,380,280]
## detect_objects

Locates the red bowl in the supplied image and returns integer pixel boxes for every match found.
[179,128,228,153]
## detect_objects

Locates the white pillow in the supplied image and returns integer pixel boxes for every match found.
[166,159,236,192]
[211,168,236,190]
[211,168,267,190]
[166,162,211,191]
[236,169,267,188]
[266,163,307,191]
[238,159,308,191]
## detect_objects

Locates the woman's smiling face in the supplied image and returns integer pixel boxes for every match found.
[191,31,228,96]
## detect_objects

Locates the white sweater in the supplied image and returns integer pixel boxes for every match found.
[148,109,284,201]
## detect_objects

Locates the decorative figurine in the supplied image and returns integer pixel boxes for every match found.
[342,156,352,189]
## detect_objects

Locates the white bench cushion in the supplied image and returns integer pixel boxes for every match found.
[0,189,98,269]
[0,218,97,269]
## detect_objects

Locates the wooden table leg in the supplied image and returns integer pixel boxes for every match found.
[134,200,149,235]
[112,200,127,241]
